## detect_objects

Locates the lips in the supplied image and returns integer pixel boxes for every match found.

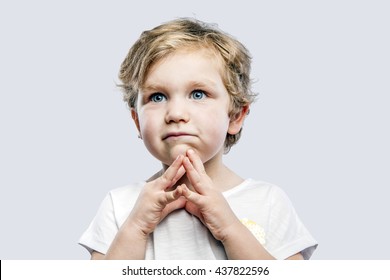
[162,132,195,140]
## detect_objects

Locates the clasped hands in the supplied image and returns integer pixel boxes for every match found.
[129,149,239,242]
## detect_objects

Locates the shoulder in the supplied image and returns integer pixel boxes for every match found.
[108,181,145,201]
[227,179,318,259]
[225,178,298,221]
[248,179,293,202]
[225,178,287,202]
[105,181,146,226]
[91,181,145,220]
[224,179,289,218]
[79,181,147,255]
[242,179,296,212]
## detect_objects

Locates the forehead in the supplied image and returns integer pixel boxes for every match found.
[142,47,225,86]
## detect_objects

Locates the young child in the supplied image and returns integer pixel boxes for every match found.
[79,18,317,260]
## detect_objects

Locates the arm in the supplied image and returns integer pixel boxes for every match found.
[91,248,303,260]
[220,218,275,259]
[181,150,303,260]
[222,222,303,260]
[180,150,273,259]
[184,186,275,259]
[93,155,187,259]
[101,219,150,259]
[217,215,303,260]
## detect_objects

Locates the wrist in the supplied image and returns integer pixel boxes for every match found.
[105,217,150,260]
[218,219,243,244]
[219,221,270,260]
[123,215,152,240]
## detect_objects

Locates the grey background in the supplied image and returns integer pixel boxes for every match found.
[1,0,389,259]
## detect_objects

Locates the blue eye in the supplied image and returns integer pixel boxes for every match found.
[191,90,206,100]
[150,93,166,103]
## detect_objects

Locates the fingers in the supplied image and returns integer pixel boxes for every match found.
[157,149,205,192]
[183,150,209,194]
[171,165,185,186]
[149,149,209,220]
[181,184,202,204]
[164,184,184,204]
[183,157,201,186]
[160,185,188,221]
[161,196,187,220]
[186,149,206,174]
[181,184,206,224]
[158,155,185,189]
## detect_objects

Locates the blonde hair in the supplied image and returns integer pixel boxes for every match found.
[118,18,257,152]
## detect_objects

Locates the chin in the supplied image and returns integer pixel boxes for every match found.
[161,146,193,165]
[171,148,188,161]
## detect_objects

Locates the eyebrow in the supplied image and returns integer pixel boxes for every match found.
[189,80,217,89]
[141,83,163,93]
[142,79,217,93]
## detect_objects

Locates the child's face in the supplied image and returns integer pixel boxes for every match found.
[133,48,241,166]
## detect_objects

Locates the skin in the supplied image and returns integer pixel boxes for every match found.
[91,48,303,260]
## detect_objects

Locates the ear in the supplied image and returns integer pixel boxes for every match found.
[131,108,141,133]
[228,105,250,135]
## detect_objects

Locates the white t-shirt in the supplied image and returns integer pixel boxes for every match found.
[79,179,317,259]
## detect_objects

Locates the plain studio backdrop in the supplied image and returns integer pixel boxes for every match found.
[0,0,389,260]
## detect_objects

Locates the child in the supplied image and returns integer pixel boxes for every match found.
[79,18,317,260]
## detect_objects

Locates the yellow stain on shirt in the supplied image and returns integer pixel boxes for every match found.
[240,218,266,245]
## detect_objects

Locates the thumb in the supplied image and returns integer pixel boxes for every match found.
[181,185,204,222]
[160,196,187,221]
[182,184,203,206]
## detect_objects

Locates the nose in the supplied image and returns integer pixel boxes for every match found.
[164,97,190,124]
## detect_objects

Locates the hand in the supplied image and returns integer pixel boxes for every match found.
[128,155,187,236]
[181,149,241,242]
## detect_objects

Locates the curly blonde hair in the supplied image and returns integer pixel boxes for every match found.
[118,18,257,152]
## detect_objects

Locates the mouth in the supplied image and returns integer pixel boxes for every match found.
[162,132,195,140]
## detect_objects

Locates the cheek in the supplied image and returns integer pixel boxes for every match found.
[203,111,230,140]
[138,110,159,135]
[138,115,162,157]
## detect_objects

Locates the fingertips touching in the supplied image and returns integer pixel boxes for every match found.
[173,184,185,197]
[186,149,205,173]
[171,154,185,169]
[183,157,204,191]
[166,186,184,204]
[160,155,185,188]
[181,184,196,200]
[183,156,194,171]
[186,149,196,162]
[163,165,186,191]
[168,154,184,171]
[172,166,186,184]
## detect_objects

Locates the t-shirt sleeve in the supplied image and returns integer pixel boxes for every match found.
[265,186,318,259]
[78,192,118,255]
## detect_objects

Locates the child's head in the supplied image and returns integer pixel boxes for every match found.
[119,18,256,153]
